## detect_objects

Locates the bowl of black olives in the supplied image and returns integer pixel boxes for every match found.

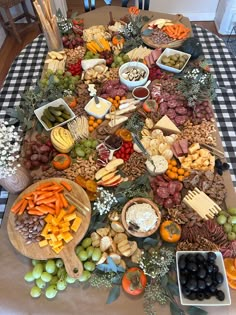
[176,251,231,306]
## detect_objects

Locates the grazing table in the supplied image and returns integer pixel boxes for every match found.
[0,6,236,315]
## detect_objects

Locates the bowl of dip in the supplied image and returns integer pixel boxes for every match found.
[119,61,149,91]
[132,86,150,101]
[121,197,161,237]
[85,97,112,119]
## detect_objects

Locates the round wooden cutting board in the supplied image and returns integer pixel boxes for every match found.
[141,15,192,49]
[7,178,91,278]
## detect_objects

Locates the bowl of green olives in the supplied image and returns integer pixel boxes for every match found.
[176,251,231,306]
[156,48,191,73]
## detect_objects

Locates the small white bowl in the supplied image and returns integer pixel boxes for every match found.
[176,251,231,306]
[119,61,149,91]
[34,98,76,131]
[84,97,112,119]
[156,48,191,73]
[132,86,150,101]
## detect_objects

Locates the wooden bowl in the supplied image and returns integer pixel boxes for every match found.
[121,198,161,238]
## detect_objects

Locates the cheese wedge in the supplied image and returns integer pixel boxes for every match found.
[154,115,181,134]
[108,116,128,127]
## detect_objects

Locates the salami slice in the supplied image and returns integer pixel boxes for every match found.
[166,109,176,120]
[163,197,174,209]
[159,102,168,116]
[173,192,182,205]
[156,187,170,199]
[168,100,178,108]
[154,195,164,206]
[174,115,188,126]
[168,181,176,195]
[175,107,188,115]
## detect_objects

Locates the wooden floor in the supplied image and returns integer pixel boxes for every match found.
[0,0,229,88]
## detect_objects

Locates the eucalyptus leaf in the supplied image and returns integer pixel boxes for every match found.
[170,302,184,315]
[5,108,19,119]
[107,257,117,273]
[143,237,158,250]
[117,266,125,273]
[106,285,120,304]
[111,274,122,285]
[187,306,208,315]
[161,274,168,287]
[167,282,179,297]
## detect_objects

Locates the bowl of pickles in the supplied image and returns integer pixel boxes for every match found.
[34,98,76,131]
[156,48,191,73]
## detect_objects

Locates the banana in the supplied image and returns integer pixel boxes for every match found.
[50,127,75,153]
[58,127,74,146]
[51,128,69,149]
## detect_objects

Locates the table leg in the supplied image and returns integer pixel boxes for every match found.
[5,8,22,43]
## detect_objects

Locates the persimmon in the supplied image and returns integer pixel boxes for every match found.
[122,267,147,296]
[160,220,181,243]
[52,154,71,170]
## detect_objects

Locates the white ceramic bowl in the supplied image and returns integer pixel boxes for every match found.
[84,97,112,119]
[156,48,191,73]
[119,61,149,91]
[176,251,231,306]
[34,98,76,131]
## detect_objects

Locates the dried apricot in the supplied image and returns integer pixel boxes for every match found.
[168,172,178,180]
[115,95,120,101]
[75,175,87,188]
[184,171,190,177]
[178,175,184,181]
[224,258,236,280]
[228,277,236,290]
[88,120,94,126]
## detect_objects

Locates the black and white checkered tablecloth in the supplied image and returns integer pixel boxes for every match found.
[0,25,236,225]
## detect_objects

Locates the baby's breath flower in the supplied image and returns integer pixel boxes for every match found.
[0,120,22,179]
[93,187,117,215]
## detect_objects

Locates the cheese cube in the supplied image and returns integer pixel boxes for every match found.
[188,143,200,154]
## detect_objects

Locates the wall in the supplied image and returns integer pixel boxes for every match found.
[215,0,236,34]
[138,0,220,21]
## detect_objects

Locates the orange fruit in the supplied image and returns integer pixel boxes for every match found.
[172,167,178,173]
[228,277,236,290]
[97,119,103,125]
[178,175,184,181]
[177,168,185,175]
[115,95,120,101]
[171,159,177,166]
[121,96,126,100]
[93,122,98,128]
[184,171,190,177]
[88,120,94,126]
[224,258,236,280]
[88,126,94,132]
[89,116,95,121]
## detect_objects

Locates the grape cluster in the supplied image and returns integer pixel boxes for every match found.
[111,53,130,68]
[40,70,80,92]
[72,138,98,159]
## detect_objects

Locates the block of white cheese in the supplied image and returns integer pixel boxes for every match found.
[154,115,181,134]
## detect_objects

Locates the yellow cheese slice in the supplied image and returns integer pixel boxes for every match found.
[154,115,181,134]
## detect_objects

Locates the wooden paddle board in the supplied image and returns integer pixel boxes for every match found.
[7,178,91,278]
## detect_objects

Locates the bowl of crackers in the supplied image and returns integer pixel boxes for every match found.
[121,198,161,237]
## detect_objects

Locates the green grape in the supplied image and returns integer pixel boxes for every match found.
[92,248,102,262]
[86,246,94,259]
[65,71,72,77]
[111,62,116,68]
[57,69,64,76]
[50,275,59,285]
[56,258,64,268]
[45,259,56,274]
[45,285,58,299]
[65,275,76,284]
[30,286,42,298]
[57,267,67,279]
[84,140,92,148]
[122,54,130,62]
[57,279,68,291]
[78,250,88,262]
[32,263,44,279]
[32,259,40,266]
[75,148,85,157]
[24,271,35,283]
[91,139,98,149]
[41,272,52,283]
[75,245,84,256]
[36,278,46,289]
[84,261,95,272]
[82,237,92,248]
[78,270,91,282]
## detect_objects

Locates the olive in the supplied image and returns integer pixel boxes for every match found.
[205,275,213,287]
[213,265,219,273]
[178,257,186,270]
[207,252,217,262]
[198,279,206,290]
[204,291,212,299]
[209,285,217,293]
[197,268,207,279]
[188,292,197,300]
[222,162,230,171]
[186,279,197,291]
[215,158,222,168]
[196,253,205,263]
[206,264,214,273]
[180,269,189,276]
[182,286,191,296]
[187,262,198,272]
[215,272,224,284]
[197,292,205,301]
[180,274,187,285]
[216,290,225,301]
[186,254,196,262]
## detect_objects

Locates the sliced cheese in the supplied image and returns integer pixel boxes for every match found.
[154,115,180,134]
[108,116,128,127]
[106,105,136,119]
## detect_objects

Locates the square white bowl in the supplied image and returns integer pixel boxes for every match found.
[156,48,191,73]
[84,97,112,119]
[176,251,231,306]
[34,98,76,131]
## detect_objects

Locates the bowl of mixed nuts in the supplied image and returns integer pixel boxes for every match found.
[119,61,149,91]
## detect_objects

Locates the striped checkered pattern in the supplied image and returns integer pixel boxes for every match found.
[0,25,236,225]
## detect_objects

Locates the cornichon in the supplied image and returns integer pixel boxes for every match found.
[41,115,53,128]
[61,113,71,120]
[43,108,56,122]
[55,116,65,123]
[48,107,62,116]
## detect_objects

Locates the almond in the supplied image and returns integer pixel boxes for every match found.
[111,221,125,233]
[100,236,112,252]
[113,233,128,244]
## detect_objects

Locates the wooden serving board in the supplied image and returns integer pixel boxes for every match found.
[7,178,91,279]
[141,14,193,49]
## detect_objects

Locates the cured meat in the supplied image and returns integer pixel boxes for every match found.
[163,197,174,209]
[175,107,188,115]
[174,115,188,126]
[166,109,176,120]
[159,102,168,116]
[172,141,184,157]
[168,181,176,195]
[156,187,170,199]
[154,195,164,206]
[178,139,188,154]
[168,100,178,108]
[173,192,181,205]
[174,181,183,192]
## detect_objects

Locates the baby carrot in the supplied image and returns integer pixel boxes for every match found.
[18,199,28,215]
[35,182,54,190]
[36,192,54,201]
[28,209,44,216]
[41,184,63,191]
[11,199,25,213]
[28,199,35,209]
[36,196,57,205]
[35,205,55,215]
[67,205,76,214]
[59,193,68,208]
[61,181,72,192]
